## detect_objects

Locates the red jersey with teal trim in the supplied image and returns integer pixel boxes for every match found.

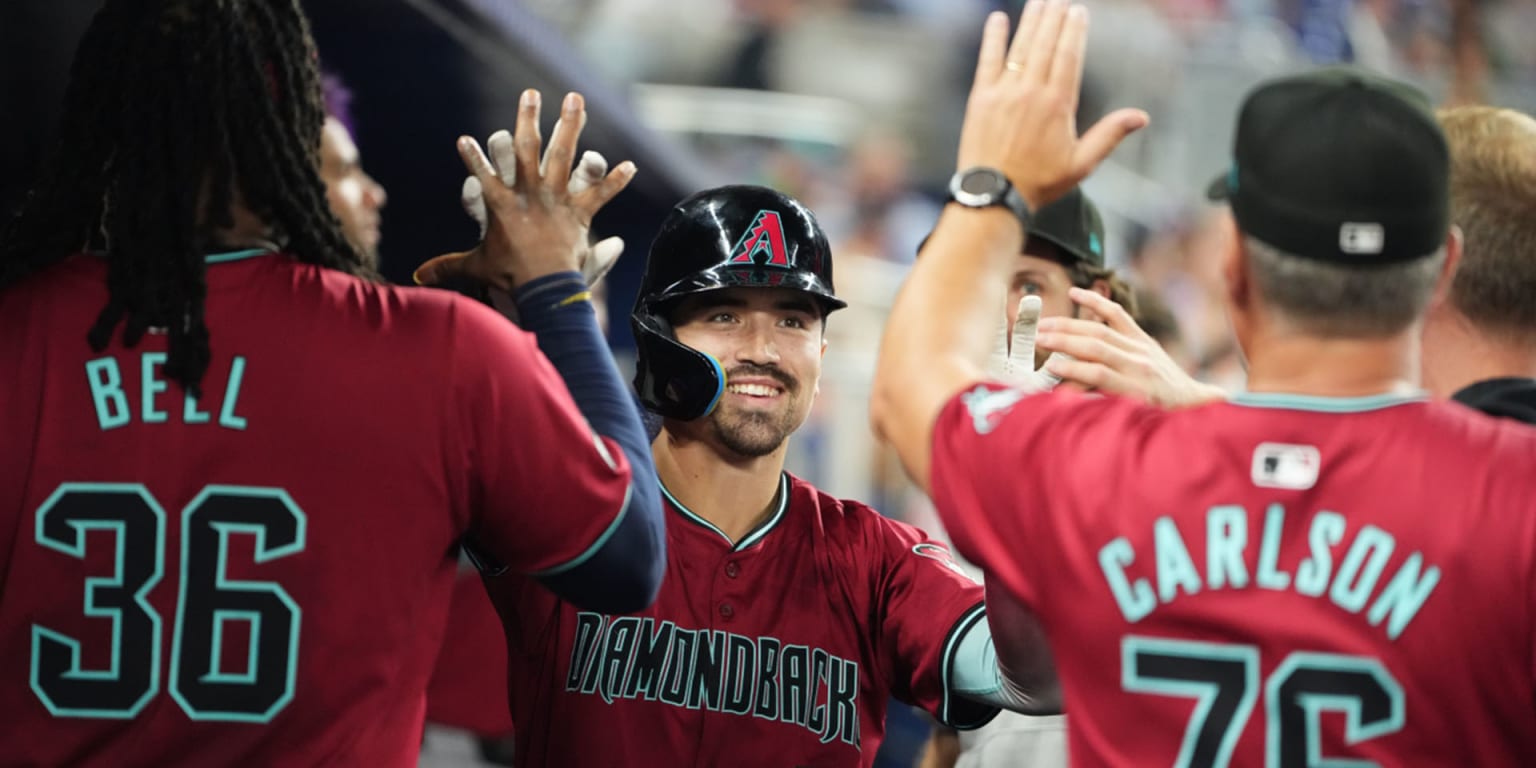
[488,472,996,767]
[931,386,1536,767]
[0,252,632,766]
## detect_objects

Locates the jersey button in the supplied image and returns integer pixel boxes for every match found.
[719,602,735,619]
[725,561,740,578]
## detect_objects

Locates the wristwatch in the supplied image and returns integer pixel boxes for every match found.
[947,167,1032,229]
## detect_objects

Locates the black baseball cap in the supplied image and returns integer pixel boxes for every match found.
[1029,186,1106,268]
[1206,66,1449,264]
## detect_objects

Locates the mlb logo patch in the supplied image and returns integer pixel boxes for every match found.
[1339,222,1385,255]
[1251,442,1321,490]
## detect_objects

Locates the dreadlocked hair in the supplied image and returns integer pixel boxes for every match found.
[0,0,374,398]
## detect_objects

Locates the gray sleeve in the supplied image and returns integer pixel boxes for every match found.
[947,606,1061,715]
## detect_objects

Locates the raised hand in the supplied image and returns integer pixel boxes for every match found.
[956,2,1149,212]
[414,90,636,291]
[460,138,625,286]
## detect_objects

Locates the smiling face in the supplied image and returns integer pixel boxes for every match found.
[667,286,826,458]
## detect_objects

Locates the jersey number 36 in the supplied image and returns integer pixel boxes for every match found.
[31,483,304,723]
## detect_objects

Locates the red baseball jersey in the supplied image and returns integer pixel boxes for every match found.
[932,385,1536,767]
[0,252,631,766]
[426,567,514,738]
[487,472,996,767]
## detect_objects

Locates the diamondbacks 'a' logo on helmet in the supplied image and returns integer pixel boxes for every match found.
[726,210,792,268]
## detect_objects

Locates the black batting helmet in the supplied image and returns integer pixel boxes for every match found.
[631,185,846,421]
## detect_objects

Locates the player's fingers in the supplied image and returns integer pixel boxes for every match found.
[1021,0,1070,82]
[989,296,1011,371]
[573,161,638,220]
[456,136,505,204]
[568,151,608,196]
[584,237,625,286]
[1035,326,1141,372]
[973,11,1010,87]
[486,130,516,187]
[542,92,586,194]
[1072,108,1149,180]
[461,176,488,238]
[1066,286,1150,341]
[513,89,544,190]
[1042,354,1135,396]
[1038,315,1140,354]
[1004,0,1046,74]
[1008,295,1043,373]
[412,250,473,286]
[1049,4,1089,97]
[1036,351,1068,388]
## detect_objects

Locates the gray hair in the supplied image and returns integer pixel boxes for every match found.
[1244,237,1445,337]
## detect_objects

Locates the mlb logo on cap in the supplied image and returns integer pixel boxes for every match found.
[1205,66,1449,265]
[1339,222,1385,255]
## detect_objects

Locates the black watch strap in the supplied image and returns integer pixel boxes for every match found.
[998,184,1032,230]
[948,167,1032,230]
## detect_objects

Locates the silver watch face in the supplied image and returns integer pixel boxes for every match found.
[951,168,1006,207]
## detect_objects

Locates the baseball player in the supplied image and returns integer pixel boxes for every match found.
[874,5,1536,767]
[0,1,663,763]
[474,183,1061,767]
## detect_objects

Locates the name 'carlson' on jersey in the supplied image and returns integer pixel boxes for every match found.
[931,386,1536,768]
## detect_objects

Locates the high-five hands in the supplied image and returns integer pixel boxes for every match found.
[459,134,625,287]
[1037,287,1226,408]
[413,90,636,292]
[957,1,1149,212]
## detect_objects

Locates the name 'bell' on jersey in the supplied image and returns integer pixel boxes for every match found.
[0,252,633,766]
[931,386,1536,767]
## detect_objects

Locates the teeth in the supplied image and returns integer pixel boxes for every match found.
[728,383,779,397]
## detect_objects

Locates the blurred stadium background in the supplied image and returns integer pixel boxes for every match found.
[3,1,1533,765]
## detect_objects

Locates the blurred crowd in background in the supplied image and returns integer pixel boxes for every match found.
[3,1,1533,765]
[505,0,1535,512]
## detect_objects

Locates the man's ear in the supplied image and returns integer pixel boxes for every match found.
[1221,214,1249,314]
[1430,225,1463,311]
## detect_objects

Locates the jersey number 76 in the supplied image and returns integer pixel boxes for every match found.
[1122,635,1403,768]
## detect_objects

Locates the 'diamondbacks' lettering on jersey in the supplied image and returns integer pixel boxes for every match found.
[487,473,997,768]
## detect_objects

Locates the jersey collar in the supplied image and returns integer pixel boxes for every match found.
[660,473,790,552]
[204,248,274,264]
[1228,390,1428,413]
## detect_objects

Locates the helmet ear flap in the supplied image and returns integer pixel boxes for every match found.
[630,311,726,422]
